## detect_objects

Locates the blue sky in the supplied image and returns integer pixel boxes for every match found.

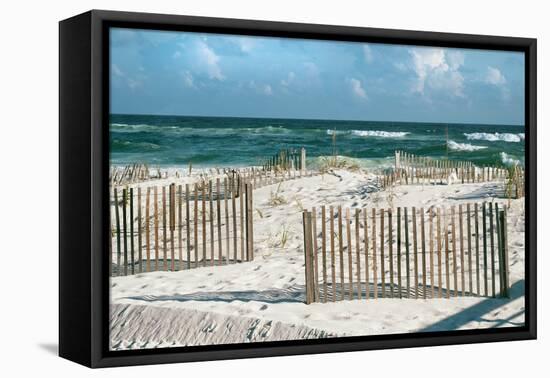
[110,28,525,125]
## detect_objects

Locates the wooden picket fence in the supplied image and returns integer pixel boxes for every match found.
[110,163,151,186]
[382,151,525,198]
[262,147,306,172]
[302,203,510,304]
[110,179,254,276]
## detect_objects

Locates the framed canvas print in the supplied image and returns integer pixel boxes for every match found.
[59,10,536,368]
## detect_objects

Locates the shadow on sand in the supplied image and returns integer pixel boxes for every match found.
[419,279,524,332]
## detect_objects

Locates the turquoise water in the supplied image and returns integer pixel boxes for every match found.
[110,114,525,168]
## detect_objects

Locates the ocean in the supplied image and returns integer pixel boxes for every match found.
[110,114,525,168]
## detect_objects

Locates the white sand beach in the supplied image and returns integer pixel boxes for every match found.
[109,167,525,350]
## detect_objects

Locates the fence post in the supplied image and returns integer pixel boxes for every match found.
[138,187,142,273]
[162,186,168,271]
[114,188,121,276]
[122,188,128,276]
[322,206,328,303]
[170,184,176,271]
[301,147,306,172]
[145,187,151,272]
[303,210,314,304]
[185,184,191,269]
[346,208,353,300]
[239,179,245,262]
[245,183,254,261]
[313,208,320,301]
[395,151,400,180]
[499,208,510,297]
[338,206,345,300]
[330,206,336,302]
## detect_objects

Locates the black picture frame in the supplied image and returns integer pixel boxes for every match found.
[59,9,537,368]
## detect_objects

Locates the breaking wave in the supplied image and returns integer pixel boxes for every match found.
[447,140,488,152]
[500,152,522,166]
[464,132,525,143]
[326,129,410,138]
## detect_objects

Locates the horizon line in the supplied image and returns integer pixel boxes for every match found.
[109,112,525,128]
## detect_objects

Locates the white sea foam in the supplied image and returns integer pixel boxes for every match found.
[326,129,345,136]
[500,152,521,166]
[326,129,409,138]
[464,132,525,143]
[447,140,487,152]
[352,130,410,138]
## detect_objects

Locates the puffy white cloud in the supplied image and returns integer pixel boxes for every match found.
[348,78,367,100]
[485,66,506,86]
[363,45,374,63]
[195,40,224,80]
[409,48,465,97]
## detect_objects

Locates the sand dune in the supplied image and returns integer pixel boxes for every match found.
[110,168,525,349]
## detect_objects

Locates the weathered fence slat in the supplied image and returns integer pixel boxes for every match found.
[380,209,385,298]
[489,202,496,297]
[437,207,442,298]
[169,184,175,271]
[302,211,314,304]
[122,188,128,276]
[194,184,199,268]
[232,182,238,263]
[459,204,465,296]
[177,185,183,269]
[216,179,223,265]
[146,188,151,272]
[224,179,229,264]
[201,185,206,267]
[420,207,426,299]
[114,188,122,275]
[185,184,191,269]
[482,202,488,296]
[322,206,328,303]
[372,208,378,299]
[346,208,353,300]
[330,206,336,302]
[355,209,362,299]
[240,180,245,262]
[388,208,394,298]
[412,207,418,299]
[363,208,370,299]
[338,206,345,300]
[451,206,457,296]
[444,210,450,299]
[161,186,167,271]
[397,207,402,299]
[467,203,472,295]
[137,188,142,273]
[404,207,410,298]
[313,208,320,301]
[475,203,480,296]
[208,181,214,266]
[429,207,434,298]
